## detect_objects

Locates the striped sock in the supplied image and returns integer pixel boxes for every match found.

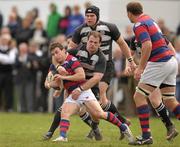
[106,112,127,131]
[80,112,92,127]
[173,104,180,120]
[59,119,70,138]
[137,105,151,139]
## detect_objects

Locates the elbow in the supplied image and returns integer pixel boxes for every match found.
[81,73,86,80]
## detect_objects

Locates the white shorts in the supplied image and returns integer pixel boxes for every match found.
[140,57,178,87]
[64,89,97,106]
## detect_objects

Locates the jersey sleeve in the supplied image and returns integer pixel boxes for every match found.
[134,22,151,44]
[72,26,82,44]
[94,52,106,73]
[70,57,82,71]
[107,23,121,41]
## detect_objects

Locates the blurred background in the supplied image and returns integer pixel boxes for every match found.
[0,0,179,116]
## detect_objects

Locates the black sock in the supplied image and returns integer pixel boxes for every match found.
[80,112,92,127]
[91,121,99,130]
[156,102,173,127]
[101,101,127,123]
[48,108,61,133]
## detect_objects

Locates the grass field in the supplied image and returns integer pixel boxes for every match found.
[0,113,179,147]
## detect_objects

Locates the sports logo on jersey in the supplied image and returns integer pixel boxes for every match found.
[72,57,77,61]
[91,55,99,65]
[135,22,141,28]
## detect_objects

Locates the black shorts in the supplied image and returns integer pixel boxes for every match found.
[101,60,115,85]
[91,86,100,100]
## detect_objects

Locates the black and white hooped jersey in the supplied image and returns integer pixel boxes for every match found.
[72,21,121,61]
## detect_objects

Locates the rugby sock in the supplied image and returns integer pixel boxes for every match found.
[91,120,99,130]
[80,112,92,127]
[173,104,180,120]
[155,102,173,127]
[60,119,70,138]
[137,105,151,139]
[48,109,61,133]
[106,112,127,131]
[101,101,128,124]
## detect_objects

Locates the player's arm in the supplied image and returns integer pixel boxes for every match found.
[80,54,106,90]
[54,66,85,81]
[135,24,152,70]
[68,41,78,49]
[139,40,152,70]
[116,35,133,60]
[68,27,81,49]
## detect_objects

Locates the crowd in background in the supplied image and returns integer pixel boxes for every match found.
[0,2,180,114]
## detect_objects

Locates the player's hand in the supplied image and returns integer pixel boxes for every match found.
[124,66,133,76]
[134,67,143,81]
[53,74,63,81]
[128,60,137,72]
[57,66,68,75]
[71,87,81,100]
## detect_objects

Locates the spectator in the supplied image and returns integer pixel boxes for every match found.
[14,43,34,112]
[0,34,16,112]
[58,6,72,35]
[11,6,22,26]
[46,3,61,39]
[7,12,20,38]
[66,5,84,36]
[15,18,33,45]
[31,18,48,48]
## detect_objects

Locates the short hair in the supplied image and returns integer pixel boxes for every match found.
[126,2,143,15]
[87,31,102,43]
[49,42,64,52]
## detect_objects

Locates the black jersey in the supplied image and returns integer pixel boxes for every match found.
[72,21,121,61]
[68,44,106,80]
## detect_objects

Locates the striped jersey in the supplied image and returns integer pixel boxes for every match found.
[72,21,121,61]
[49,54,85,94]
[133,14,174,62]
[68,44,106,81]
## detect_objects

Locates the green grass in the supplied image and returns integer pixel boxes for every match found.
[0,113,179,147]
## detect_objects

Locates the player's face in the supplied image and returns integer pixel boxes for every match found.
[87,35,101,53]
[127,12,134,23]
[85,13,97,26]
[51,47,66,64]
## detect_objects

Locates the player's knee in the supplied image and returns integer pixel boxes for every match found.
[92,111,103,119]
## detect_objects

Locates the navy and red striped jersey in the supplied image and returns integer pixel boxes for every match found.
[133,14,174,62]
[60,54,85,94]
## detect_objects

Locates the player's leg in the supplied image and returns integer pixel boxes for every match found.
[53,99,80,142]
[84,100,134,143]
[160,85,179,140]
[149,88,175,140]
[43,107,61,140]
[161,85,180,120]
[132,83,154,145]
[99,81,130,125]
[79,106,102,140]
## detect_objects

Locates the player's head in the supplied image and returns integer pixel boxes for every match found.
[87,31,101,53]
[49,42,67,64]
[126,2,143,23]
[85,5,100,26]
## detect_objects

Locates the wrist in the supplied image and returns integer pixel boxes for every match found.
[79,85,84,91]
[127,57,133,63]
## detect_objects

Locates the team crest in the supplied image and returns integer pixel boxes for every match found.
[135,22,141,28]
[72,57,77,61]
